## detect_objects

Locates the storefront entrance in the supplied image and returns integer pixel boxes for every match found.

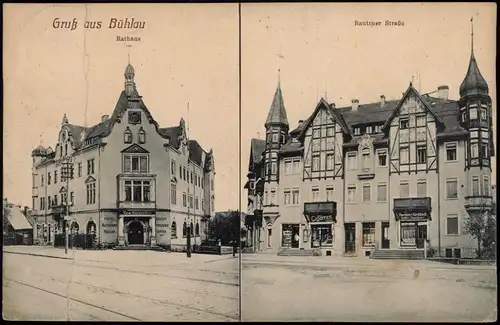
[381,222,390,249]
[311,224,333,248]
[344,223,356,253]
[400,222,427,248]
[281,224,300,248]
[128,221,144,245]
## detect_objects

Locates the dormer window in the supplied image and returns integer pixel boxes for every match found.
[366,126,372,134]
[124,127,132,144]
[138,127,146,144]
[354,128,360,135]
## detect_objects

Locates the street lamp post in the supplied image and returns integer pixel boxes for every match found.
[62,157,73,255]
[186,221,192,258]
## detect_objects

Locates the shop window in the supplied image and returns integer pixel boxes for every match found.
[362,222,375,247]
[400,223,416,246]
[171,221,177,238]
[311,224,333,248]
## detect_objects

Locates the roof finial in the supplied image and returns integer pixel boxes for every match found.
[39,134,44,146]
[324,79,328,101]
[278,68,281,87]
[187,102,190,141]
[276,50,284,87]
[470,16,474,53]
[257,132,261,140]
[126,44,132,64]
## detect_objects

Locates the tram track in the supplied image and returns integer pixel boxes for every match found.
[4,278,142,321]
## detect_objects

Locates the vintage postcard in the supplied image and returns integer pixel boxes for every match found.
[240,2,496,322]
[3,3,239,322]
[3,2,497,323]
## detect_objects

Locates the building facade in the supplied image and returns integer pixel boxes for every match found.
[31,63,216,250]
[245,36,494,258]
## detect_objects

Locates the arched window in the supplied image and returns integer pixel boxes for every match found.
[70,221,79,234]
[190,222,194,236]
[124,127,132,144]
[171,221,177,238]
[195,223,200,236]
[183,222,187,237]
[138,127,146,144]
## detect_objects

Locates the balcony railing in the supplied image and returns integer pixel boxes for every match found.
[357,167,375,180]
[393,197,432,211]
[464,196,493,212]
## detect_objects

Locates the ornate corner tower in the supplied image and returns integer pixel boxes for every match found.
[458,18,494,216]
[263,71,289,184]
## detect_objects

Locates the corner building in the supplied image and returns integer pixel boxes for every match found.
[245,39,494,257]
[31,63,216,250]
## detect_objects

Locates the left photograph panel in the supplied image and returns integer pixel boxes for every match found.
[3,3,240,322]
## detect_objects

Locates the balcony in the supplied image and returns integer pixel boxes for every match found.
[464,196,493,213]
[49,204,66,216]
[303,201,337,223]
[357,167,375,180]
[393,197,432,221]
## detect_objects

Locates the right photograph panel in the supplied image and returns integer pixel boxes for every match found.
[240,3,497,322]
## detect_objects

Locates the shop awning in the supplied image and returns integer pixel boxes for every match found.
[393,197,432,221]
[303,202,337,223]
[4,206,33,230]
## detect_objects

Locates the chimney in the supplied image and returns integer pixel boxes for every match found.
[351,99,359,111]
[330,103,336,109]
[436,85,449,100]
[298,120,304,126]
[380,95,386,107]
[101,114,109,123]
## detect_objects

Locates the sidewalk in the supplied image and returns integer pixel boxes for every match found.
[3,245,236,266]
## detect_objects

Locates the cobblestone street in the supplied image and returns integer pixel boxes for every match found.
[3,246,239,321]
[241,254,497,322]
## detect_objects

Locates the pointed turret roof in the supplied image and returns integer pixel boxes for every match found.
[459,18,489,98]
[265,71,289,128]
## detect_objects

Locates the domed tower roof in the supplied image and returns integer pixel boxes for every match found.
[459,18,489,98]
[125,63,135,76]
[31,145,47,157]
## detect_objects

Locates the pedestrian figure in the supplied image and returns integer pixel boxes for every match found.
[294,233,300,245]
[232,239,237,257]
[217,238,222,255]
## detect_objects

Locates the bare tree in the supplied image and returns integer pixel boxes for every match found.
[464,196,495,259]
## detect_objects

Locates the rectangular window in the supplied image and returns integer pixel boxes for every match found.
[125,181,132,201]
[171,184,177,205]
[480,108,487,120]
[480,143,488,158]
[417,145,427,163]
[87,159,95,175]
[354,128,360,135]
[171,160,176,175]
[272,133,278,143]
[471,143,479,158]
[326,186,334,202]
[285,160,292,175]
[78,163,82,177]
[326,154,334,170]
[54,171,58,184]
[313,129,320,138]
[362,183,371,202]
[400,118,409,129]
[312,188,319,202]
[41,175,44,186]
[53,195,58,206]
[400,146,409,164]
[292,189,300,205]
[195,197,199,210]
[271,162,277,175]
[472,176,480,196]
[183,167,186,180]
[284,190,291,205]
[312,155,320,171]
[123,155,148,173]
[484,177,490,196]
[292,158,300,173]
[347,152,357,170]
[347,185,356,203]
[189,195,193,209]
[416,115,426,127]
[400,182,409,198]
[377,150,387,167]
[462,111,466,122]
[86,183,96,205]
[446,215,459,235]
[270,189,276,205]
[470,107,478,120]
[362,149,370,171]
[182,193,187,207]
[446,178,458,199]
[377,183,387,202]
[48,172,51,185]
[417,180,427,197]
[362,222,376,247]
[326,126,334,137]
[366,126,372,134]
[446,143,457,161]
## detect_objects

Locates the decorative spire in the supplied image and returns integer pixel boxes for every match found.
[459,17,489,98]
[62,113,69,125]
[265,71,289,129]
[124,51,136,97]
[471,16,474,53]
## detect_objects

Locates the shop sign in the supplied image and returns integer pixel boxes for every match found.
[306,214,334,223]
[397,211,429,221]
[124,210,155,216]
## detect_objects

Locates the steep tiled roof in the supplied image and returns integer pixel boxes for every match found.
[188,140,205,166]
[160,126,182,148]
[265,82,289,128]
[250,138,266,164]
[279,139,303,154]
[459,48,489,97]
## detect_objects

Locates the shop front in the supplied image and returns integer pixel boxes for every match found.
[118,210,156,246]
[393,197,431,249]
[245,210,263,252]
[303,201,337,252]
